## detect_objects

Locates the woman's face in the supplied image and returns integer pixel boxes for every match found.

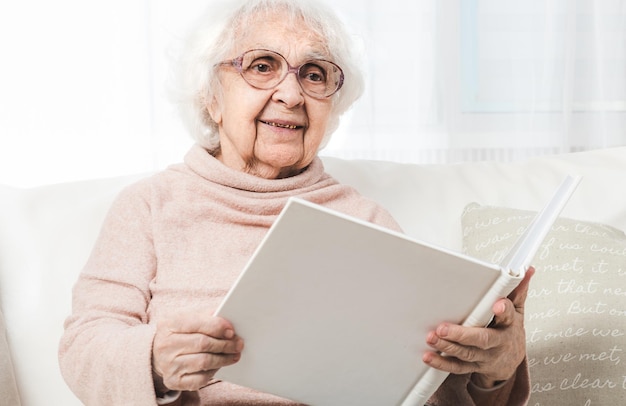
[208,14,335,179]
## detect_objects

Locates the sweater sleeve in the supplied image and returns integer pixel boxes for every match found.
[58,181,161,406]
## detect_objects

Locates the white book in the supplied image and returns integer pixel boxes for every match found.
[215,175,581,406]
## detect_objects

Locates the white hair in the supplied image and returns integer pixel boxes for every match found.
[168,0,365,151]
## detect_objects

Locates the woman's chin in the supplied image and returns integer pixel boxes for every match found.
[251,151,307,177]
[250,157,306,179]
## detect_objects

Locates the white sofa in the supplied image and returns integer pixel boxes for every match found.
[1,147,625,405]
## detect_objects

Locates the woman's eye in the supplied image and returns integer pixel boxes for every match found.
[247,57,280,74]
[253,63,271,73]
[307,73,322,82]
[302,65,326,83]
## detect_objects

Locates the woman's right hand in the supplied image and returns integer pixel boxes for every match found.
[152,310,244,392]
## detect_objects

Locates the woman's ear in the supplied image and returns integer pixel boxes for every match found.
[207,96,222,125]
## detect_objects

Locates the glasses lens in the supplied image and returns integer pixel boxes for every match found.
[298,61,343,98]
[240,50,285,89]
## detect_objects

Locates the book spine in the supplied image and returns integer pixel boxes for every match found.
[400,368,448,406]
[400,272,522,406]
[463,271,523,328]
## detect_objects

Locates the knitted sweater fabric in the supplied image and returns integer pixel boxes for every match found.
[59,144,529,405]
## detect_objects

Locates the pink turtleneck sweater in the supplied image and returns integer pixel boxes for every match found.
[59,145,528,405]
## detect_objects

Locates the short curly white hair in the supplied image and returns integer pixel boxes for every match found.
[169,0,365,151]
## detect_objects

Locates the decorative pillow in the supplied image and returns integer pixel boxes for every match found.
[0,307,20,405]
[462,203,626,406]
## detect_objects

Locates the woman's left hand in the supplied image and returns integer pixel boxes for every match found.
[423,267,534,388]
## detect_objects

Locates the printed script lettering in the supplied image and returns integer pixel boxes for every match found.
[466,214,626,404]
[528,223,625,402]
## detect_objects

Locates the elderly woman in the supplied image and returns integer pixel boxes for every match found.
[59,0,530,405]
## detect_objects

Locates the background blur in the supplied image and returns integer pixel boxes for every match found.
[1,0,624,187]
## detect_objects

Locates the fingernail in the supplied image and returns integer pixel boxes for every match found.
[224,328,234,339]
[426,331,438,345]
[437,324,449,337]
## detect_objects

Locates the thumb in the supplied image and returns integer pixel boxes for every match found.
[508,266,535,315]
[491,267,535,327]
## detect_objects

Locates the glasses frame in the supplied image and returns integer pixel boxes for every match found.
[217,49,344,99]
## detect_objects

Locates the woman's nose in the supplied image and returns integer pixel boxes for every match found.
[272,72,305,107]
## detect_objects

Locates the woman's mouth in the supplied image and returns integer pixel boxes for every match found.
[259,120,303,130]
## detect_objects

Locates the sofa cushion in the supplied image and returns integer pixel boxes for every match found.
[0,176,145,406]
[462,203,626,405]
[0,307,20,405]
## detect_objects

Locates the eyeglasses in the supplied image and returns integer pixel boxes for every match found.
[218,49,344,99]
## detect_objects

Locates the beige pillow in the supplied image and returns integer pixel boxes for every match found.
[0,307,20,405]
[462,203,626,405]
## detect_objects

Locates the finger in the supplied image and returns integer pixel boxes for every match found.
[422,350,476,375]
[490,298,516,328]
[429,323,499,351]
[426,336,487,364]
[163,312,236,339]
[491,266,535,327]
[161,351,242,391]
[176,351,242,376]
[508,266,535,310]
[156,331,244,356]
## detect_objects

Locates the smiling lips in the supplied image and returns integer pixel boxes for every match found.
[260,120,303,130]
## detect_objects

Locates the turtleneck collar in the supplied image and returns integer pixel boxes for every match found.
[183,144,327,193]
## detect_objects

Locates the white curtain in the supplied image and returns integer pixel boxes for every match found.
[1,0,624,187]
[325,0,626,163]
